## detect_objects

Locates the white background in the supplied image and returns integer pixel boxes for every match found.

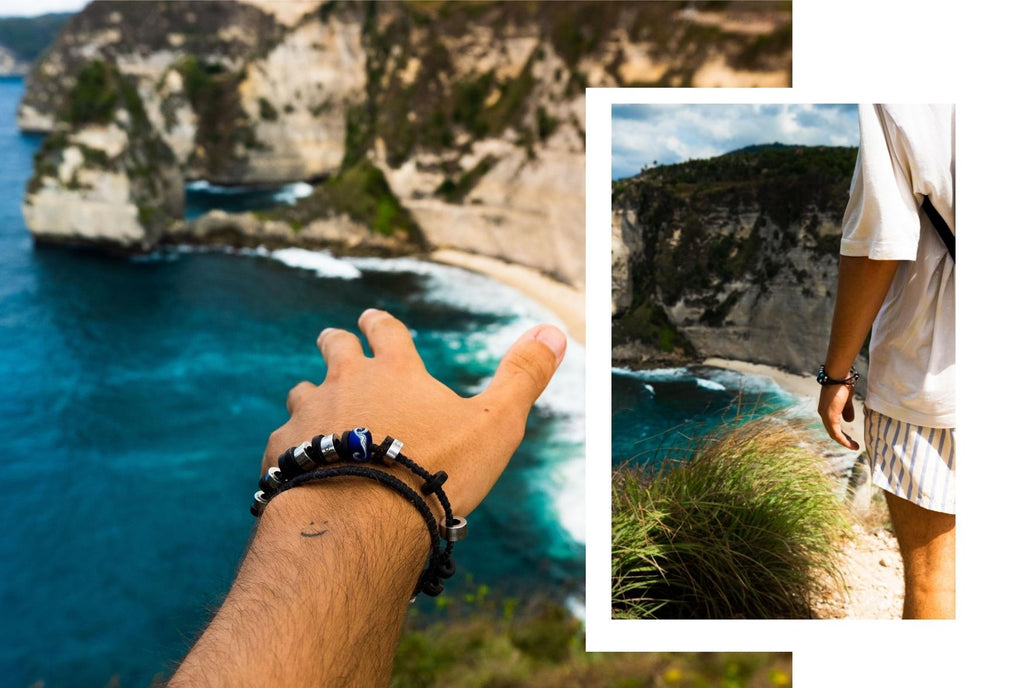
[586,1,1017,685]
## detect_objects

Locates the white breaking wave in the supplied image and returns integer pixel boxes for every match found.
[695,377,727,391]
[613,366,692,382]
[187,179,313,206]
[270,248,362,279]
[615,364,791,400]
[643,383,655,395]
[273,181,313,204]
[696,366,791,399]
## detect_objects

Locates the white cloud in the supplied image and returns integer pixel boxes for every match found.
[0,0,85,17]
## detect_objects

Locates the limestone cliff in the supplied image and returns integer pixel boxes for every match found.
[21,0,792,286]
[22,60,181,250]
[611,145,860,374]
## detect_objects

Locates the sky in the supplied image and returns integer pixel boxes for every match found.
[0,0,86,17]
[611,104,860,180]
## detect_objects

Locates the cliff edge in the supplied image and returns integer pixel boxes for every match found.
[19,1,792,288]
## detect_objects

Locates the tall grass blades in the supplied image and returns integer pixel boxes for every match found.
[612,416,851,619]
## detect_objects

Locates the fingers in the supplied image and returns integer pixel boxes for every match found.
[843,394,856,422]
[317,327,363,371]
[479,324,566,415]
[286,380,316,414]
[818,386,860,451]
[359,308,424,366]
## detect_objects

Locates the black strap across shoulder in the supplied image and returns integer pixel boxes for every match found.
[921,196,955,263]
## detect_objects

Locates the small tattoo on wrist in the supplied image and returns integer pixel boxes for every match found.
[300,520,329,538]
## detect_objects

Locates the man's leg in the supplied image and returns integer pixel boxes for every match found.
[884,490,955,619]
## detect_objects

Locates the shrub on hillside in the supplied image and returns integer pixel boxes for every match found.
[612,416,850,619]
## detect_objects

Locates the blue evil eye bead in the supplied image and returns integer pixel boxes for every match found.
[335,427,372,462]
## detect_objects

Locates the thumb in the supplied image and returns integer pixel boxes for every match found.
[479,324,567,414]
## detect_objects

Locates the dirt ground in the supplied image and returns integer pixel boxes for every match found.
[812,491,904,620]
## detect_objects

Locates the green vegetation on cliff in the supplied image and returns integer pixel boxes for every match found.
[270,157,422,242]
[64,59,119,125]
[176,55,260,178]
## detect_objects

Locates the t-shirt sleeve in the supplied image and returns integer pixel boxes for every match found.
[840,104,921,260]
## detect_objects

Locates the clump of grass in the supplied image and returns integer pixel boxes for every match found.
[613,416,851,619]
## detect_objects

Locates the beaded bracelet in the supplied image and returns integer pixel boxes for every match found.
[816,364,860,387]
[250,428,467,598]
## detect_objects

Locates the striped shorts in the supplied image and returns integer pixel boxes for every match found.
[864,407,956,514]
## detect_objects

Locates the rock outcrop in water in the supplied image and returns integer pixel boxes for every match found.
[20,0,792,286]
[23,60,182,250]
[612,144,859,373]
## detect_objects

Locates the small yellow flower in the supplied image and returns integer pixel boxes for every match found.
[769,669,791,687]
[662,667,683,684]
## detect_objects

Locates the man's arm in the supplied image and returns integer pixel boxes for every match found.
[818,255,900,450]
[171,309,567,687]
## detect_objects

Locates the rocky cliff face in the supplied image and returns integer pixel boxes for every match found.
[21,0,792,287]
[22,60,181,250]
[612,145,859,373]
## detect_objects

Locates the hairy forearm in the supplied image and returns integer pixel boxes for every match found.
[824,255,901,378]
[171,481,428,687]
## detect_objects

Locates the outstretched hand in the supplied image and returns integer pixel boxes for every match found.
[817,382,859,451]
[172,310,568,688]
[262,308,567,516]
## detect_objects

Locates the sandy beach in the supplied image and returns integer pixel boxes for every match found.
[431,249,585,345]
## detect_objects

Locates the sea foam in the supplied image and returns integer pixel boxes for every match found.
[270,248,362,279]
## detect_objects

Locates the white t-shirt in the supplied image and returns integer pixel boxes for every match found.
[840,104,955,428]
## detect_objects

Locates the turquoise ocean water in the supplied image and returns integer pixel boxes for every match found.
[0,77,584,687]
[612,366,799,467]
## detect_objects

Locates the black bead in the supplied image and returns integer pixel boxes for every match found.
[421,578,444,597]
[277,448,304,480]
[437,555,456,579]
[421,471,448,495]
[308,435,326,465]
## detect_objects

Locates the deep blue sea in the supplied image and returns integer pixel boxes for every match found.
[0,77,584,687]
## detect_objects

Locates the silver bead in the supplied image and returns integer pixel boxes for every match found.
[385,438,404,460]
[440,516,468,542]
[320,434,339,463]
[293,442,316,471]
[264,467,285,491]
[251,490,269,517]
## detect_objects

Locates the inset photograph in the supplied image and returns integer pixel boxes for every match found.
[610,104,955,620]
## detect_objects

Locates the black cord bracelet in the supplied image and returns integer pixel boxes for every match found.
[249,428,467,598]
[816,365,859,387]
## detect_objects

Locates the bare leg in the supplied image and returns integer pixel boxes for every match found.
[884,490,955,619]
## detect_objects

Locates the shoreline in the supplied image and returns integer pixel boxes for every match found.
[430,249,585,345]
